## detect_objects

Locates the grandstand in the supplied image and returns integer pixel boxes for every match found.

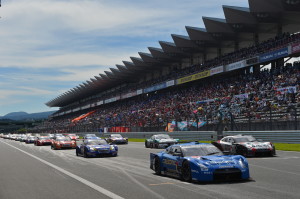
[37,0,300,133]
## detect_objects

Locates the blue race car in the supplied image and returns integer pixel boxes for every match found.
[150,142,250,182]
[76,139,118,158]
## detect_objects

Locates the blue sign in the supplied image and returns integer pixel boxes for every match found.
[259,47,288,63]
[144,82,167,93]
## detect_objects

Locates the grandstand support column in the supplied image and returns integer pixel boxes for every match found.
[276,58,284,69]
[253,64,260,75]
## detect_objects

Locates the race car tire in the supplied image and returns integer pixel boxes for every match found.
[145,141,149,148]
[84,150,89,158]
[154,143,159,148]
[76,150,79,156]
[181,161,192,182]
[236,145,248,157]
[154,157,161,175]
[51,145,56,150]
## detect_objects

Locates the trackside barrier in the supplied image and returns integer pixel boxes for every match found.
[39,131,300,143]
[223,131,300,144]
[103,131,216,142]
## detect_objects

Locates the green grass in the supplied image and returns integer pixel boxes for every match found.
[128,138,300,152]
[273,143,300,152]
[128,138,146,142]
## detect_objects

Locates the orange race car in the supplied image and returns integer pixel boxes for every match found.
[51,137,76,150]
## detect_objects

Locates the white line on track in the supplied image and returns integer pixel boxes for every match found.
[0,140,124,199]
[249,163,300,176]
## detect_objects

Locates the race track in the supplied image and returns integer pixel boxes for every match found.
[0,139,299,199]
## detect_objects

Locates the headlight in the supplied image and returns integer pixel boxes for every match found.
[110,145,115,150]
[238,158,247,168]
[89,147,95,151]
[197,163,208,171]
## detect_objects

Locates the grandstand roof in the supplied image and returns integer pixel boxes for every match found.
[46,0,300,107]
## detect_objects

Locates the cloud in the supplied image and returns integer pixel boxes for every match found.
[0,0,250,115]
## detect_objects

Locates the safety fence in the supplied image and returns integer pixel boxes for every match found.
[87,130,300,144]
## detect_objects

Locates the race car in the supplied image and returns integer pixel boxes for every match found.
[145,134,179,148]
[76,139,118,158]
[83,134,100,140]
[212,134,276,157]
[65,133,79,140]
[105,134,128,144]
[150,142,250,182]
[51,137,76,150]
[34,136,52,146]
[25,136,36,144]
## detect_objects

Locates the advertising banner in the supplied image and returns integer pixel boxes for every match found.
[246,57,259,65]
[177,70,210,85]
[226,60,246,71]
[137,89,143,95]
[291,42,300,54]
[97,100,103,105]
[234,93,248,99]
[210,66,224,76]
[259,47,288,63]
[275,86,297,94]
[144,82,167,93]
[166,80,175,87]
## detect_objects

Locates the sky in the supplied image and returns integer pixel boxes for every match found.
[0,0,250,116]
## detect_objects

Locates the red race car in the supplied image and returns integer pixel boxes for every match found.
[51,137,76,150]
[34,136,52,146]
[65,134,79,140]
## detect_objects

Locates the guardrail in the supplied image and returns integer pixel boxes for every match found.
[102,131,300,143]
[103,131,215,141]
[223,131,300,144]
[34,130,300,144]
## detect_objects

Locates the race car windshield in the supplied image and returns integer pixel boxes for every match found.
[87,140,107,145]
[57,137,71,141]
[111,134,122,138]
[181,145,223,157]
[39,137,50,140]
[234,136,256,142]
[155,135,170,139]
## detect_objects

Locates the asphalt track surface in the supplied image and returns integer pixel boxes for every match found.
[0,139,299,199]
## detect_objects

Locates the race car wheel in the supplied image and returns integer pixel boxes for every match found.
[236,146,248,157]
[154,143,159,148]
[145,141,149,148]
[181,161,192,182]
[154,157,161,175]
[51,145,56,150]
[76,149,79,156]
[84,150,89,158]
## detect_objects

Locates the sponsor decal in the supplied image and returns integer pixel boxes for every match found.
[210,66,224,75]
[259,47,289,63]
[163,159,177,166]
[226,60,246,71]
[291,42,300,54]
[177,70,210,85]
